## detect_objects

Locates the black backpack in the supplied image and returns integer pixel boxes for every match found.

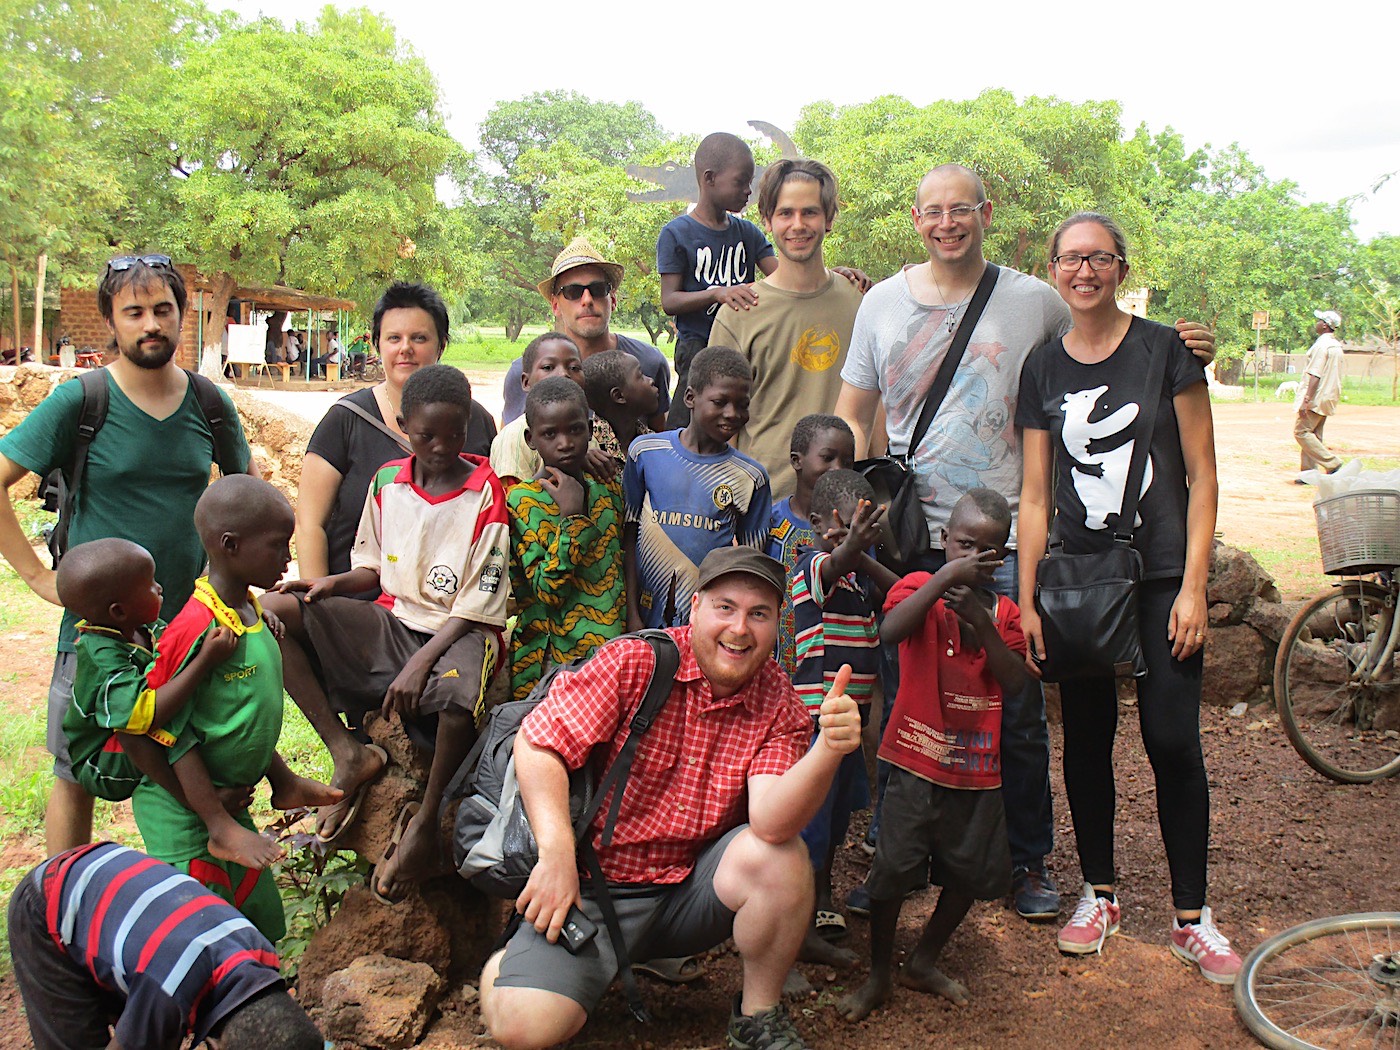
[39,368,245,566]
[444,629,680,1022]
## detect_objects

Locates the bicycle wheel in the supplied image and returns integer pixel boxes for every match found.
[1274,581,1400,784]
[1235,912,1400,1050]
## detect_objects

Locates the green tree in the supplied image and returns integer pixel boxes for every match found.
[463,91,664,340]
[122,7,463,351]
[794,90,1136,280]
[0,0,197,350]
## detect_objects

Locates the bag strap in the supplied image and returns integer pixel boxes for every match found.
[1113,324,1172,542]
[588,629,680,846]
[185,370,246,476]
[904,262,1001,461]
[334,397,412,455]
[51,370,110,561]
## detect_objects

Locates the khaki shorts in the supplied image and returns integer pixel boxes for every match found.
[493,824,744,1011]
[302,596,500,748]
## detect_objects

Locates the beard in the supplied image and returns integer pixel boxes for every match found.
[117,335,177,369]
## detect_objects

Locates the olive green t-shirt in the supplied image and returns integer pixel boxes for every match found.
[0,371,250,651]
[709,273,862,500]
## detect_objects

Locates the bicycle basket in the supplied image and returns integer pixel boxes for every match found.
[1314,489,1400,575]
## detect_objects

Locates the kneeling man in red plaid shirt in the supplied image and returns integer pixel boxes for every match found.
[480,545,863,1050]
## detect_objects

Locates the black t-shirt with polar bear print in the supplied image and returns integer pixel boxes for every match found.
[1016,315,1206,580]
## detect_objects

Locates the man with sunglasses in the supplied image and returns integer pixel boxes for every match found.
[834,165,1217,926]
[499,237,671,431]
[0,253,253,856]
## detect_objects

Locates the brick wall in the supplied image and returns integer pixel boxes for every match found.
[59,262,204,371]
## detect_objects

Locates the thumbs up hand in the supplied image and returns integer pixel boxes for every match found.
[817,664,862,756]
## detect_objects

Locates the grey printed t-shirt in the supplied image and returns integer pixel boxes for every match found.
[840,266,1070,546]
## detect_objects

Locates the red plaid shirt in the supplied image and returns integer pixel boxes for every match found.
[521,627,811,884]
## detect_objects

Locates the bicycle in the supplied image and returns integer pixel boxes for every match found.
[1234,912,1400,1050]
[1273,489,1400,784]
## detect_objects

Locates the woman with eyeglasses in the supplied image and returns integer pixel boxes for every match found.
[1014,213,1240,984]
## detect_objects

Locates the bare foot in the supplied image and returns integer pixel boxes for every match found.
[316,743,387,840]
[216,785,254,815]
[374,805,442,902]
[783,968,814,998]
[798,928,859,969]
[836,973,893,1022]
[206,815,284,870]
[271,774,343,811]
[898,955,969,1005]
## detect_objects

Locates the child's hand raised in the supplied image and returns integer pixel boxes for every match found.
[945,584,992,632]
[835,499,886,554]
[539,467,585,517]
[937,548,1002,590]
[818,664,862,756]
[583,449,622,481]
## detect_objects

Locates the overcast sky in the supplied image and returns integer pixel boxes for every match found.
[224,0,1397,242]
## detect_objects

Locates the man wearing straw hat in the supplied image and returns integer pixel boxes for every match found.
[499,237,672,430]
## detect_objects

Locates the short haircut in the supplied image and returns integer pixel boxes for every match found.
[950,486,1013,532]
[686,345,751,394]
[372,281,449,349]
[917,163,988,205]
[525,374,589,427]
[581,348,633,405]
[791,413,853,455]
[694,132,753,178]
[757,158,839,223]
[97,258,187,322]
[194,475,294,550]
[400,363,473,422]
[1048,211,1130,266]
[521,331,579,374]
[811,469,875,521]
[55,538,153,624]
[214,987,323,1050]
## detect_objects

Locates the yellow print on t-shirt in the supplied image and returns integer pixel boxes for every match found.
[790,325,841,372]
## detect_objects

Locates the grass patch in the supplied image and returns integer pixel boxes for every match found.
[441,324,673,368]
[1235,371,1400,406]
[1241,533,1329,599]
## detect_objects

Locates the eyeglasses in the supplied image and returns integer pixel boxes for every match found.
[917,203,986,222]
[556,280,610,301]
[1052,252,1124,272]
[104,254,173,276]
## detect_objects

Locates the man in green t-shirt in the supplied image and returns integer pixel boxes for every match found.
[0,254,253,856]
[707,158,865,500]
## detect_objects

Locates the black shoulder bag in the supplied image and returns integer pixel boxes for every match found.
[856,263,1000,574]
[1033,332,1169,682]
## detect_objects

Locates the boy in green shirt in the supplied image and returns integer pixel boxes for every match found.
[508,377,626,700]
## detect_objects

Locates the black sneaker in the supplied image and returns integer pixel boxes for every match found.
[727,994,807,1049]
[1012,864,1061,922]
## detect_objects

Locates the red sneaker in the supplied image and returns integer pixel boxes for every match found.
[1057,883,1120,954]
[1171,907,1242,985]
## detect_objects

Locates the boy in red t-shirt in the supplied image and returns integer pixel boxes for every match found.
[837,488,1027,1022]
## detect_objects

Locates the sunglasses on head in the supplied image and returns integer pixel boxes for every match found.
[556,280,610,301]
[104,254,174,276]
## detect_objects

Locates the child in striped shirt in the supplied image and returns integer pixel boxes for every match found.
[788,468,898,966]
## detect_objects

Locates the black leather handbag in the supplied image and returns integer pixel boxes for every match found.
[1033,331,1169,683]
[857,264,999,574]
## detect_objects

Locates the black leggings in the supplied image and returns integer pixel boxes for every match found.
[1059,577,1208,911]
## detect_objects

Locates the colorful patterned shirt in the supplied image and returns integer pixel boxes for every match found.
[520,628,811,884]
[623,430,771,628]
[34,842,282,1047]
[767,496,814,677]
[508,473,627,701]
[790,549,880,710]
